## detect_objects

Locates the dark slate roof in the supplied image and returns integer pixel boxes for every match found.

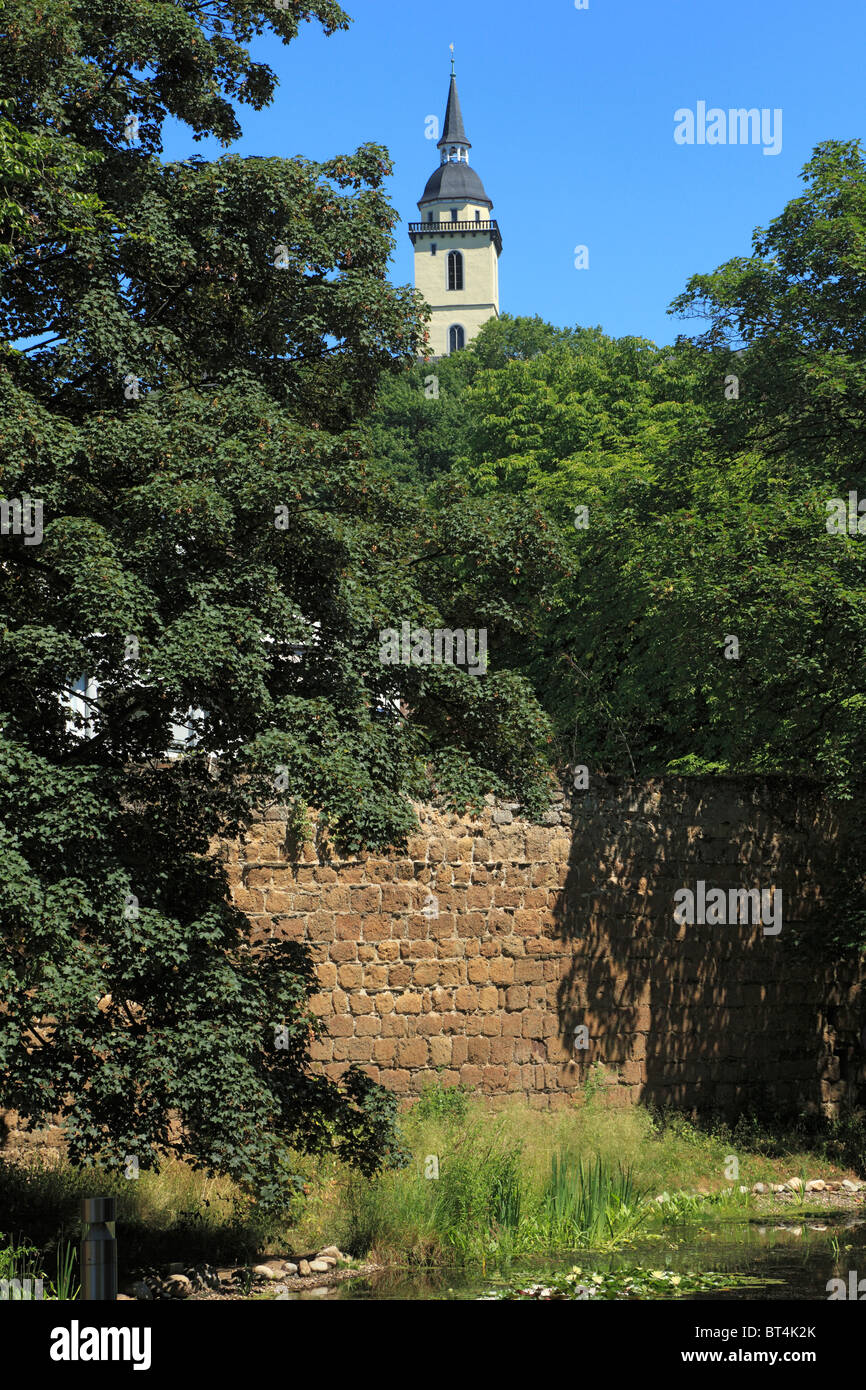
[437,75,470,149]
[418,160,492,208]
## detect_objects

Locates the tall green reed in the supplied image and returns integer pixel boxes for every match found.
[544,1152,648,1246]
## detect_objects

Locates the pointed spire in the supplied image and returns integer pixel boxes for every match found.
[437,67,471,152]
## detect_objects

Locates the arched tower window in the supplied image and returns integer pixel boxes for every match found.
[447,250,464,292]
[449,325,465,354]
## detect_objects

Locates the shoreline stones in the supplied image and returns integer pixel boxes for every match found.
[651,1178,864,1207]
[122,1266,215,1300]
[121,1247,353,1299]
[751,1176,865,1198]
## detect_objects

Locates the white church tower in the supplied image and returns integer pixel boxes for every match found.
[409,58,502,359]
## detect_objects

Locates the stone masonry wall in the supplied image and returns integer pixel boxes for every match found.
[225,776,865,1117]
[3,776,863,1157]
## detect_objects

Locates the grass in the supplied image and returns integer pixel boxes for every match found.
[0,1234,79,1299]
[2,1084,863,1278]
[0,1155,271,1277]
[281,1082,864,1265]
[544,1153,647,1246]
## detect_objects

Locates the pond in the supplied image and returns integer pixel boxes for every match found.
[293,1214,866,1301]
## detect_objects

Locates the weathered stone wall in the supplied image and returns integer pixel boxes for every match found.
[226,776,865,1116]
[4,776,863,1157]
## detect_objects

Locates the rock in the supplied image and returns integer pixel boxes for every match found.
[785,1178,803,1191]
[753,1182,767,1193]
[269,1284,288,1295]
[298,1259,312,1277]
[315,1256,337,1268]
[492,809,513,825]
[739,1186,749,1194]
[191,1264,221,1291]
[316,1246,341,1261]
[127,1280,153,1300]
[308,1259,330,1273]
[282,1262,298,1275]
[164,1274,192,1299]
[116,1294,134,1300]
[842,1179,859,1191]
[253,1264,279,1280]
[771,1183,786,1193]
[805,1179,826,1192]
[827,1182,841,1191]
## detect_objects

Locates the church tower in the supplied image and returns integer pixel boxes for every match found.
[409,60,502,359]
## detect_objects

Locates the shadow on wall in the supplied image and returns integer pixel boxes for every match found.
[552,776,864,1119]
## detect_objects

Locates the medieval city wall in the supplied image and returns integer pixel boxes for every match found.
[3,774,862,1158]
[227,776,863,1116]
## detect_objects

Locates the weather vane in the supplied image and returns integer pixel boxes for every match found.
[450,42,455,75]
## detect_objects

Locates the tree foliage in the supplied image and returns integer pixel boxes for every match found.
[367,139,866,804]
[0,0,557,1204]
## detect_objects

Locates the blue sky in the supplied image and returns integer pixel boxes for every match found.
[163,0,866,347]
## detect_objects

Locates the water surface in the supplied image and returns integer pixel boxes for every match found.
[313,1215,866,1301]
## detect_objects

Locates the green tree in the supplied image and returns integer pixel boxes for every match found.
[0,1,554,1208]
[394,154,866,803]
[670,138,866,479]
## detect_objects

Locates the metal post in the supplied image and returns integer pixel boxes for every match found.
[80,1197,117,1301]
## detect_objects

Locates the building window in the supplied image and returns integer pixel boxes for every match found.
[447,250,464,291]
[449,325,465,354]
[431,243,437,255]
[451,208,458,222]
[475,210,481,223]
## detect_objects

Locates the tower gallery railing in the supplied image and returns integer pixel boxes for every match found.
[409,220,503,253]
